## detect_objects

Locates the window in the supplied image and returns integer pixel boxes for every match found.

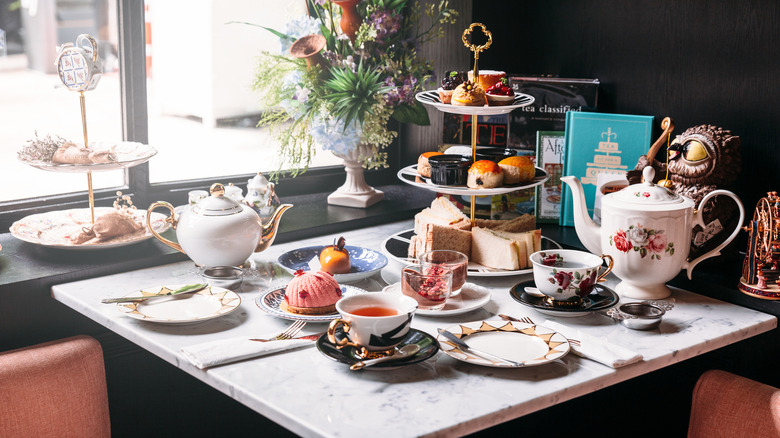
[0,0,400,231]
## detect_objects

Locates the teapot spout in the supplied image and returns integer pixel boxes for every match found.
[560,176,602,254]
[255,204,293,253]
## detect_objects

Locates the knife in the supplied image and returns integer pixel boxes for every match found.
[437,328,522,366]
[101,283,209,304]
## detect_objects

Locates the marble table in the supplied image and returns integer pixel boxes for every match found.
[51,220,777,437]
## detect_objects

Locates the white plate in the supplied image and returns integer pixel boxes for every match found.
[9,207,170,250]
[397,164,548,197]
[115,285,240,324]
[382,282,491,316]
[277,245,388,284]
[437,320,570,368]
[415,90,535,116]
[255,285,368,323]
[381,229,534,277]
[19,141,157,173]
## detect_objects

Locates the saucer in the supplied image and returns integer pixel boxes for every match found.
[509,280,619,317]
[382,282,491,316]
[316,328,439,370]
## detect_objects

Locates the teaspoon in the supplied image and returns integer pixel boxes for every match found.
[349,344,421,371]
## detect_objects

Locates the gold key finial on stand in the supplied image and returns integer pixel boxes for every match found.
[462,23,493,224]
[462,23,493,92]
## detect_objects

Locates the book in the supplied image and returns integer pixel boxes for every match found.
[559,111,655,227]
[535,131,565,223]
[508,76,599,151]
[442,113,510,147]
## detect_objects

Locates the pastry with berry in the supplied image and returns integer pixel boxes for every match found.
[438,71,464,104]
[485,78,515,106]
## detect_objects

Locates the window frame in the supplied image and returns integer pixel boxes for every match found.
[0,0,399,231]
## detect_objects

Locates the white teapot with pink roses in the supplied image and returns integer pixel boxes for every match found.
[561,166,744,299]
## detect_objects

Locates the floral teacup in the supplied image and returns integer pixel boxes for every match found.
[529,250,613,303]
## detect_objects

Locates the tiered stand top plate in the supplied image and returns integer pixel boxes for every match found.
[415,90,534,115]
[18,141,157,173]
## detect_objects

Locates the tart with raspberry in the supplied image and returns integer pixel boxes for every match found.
[485,78,515,106]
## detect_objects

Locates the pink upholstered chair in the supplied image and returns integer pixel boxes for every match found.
[688,369,780,438]
[0,335,111,438]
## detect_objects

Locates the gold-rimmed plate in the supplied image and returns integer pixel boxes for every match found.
[115,285,241,324]
[19,141,157,173]
[9,207,169,250]
[437,320,570,368]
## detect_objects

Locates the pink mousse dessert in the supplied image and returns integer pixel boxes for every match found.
[282,270,343,315]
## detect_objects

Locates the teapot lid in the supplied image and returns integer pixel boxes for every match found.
[193,183,245,216]
[247,172,269,190]
[612,167,683,205]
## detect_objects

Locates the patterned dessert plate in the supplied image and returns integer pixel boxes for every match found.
[115,285,240,324]
[437,320,570,368]
[256,285,368,323]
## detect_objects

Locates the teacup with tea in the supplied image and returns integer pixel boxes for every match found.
[529,249,613,305]
[327,292,417,354]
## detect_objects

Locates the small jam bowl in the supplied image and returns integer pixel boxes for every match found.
[201,266,244,290]
[428,154,472,185]
[475,147,516,163]
[615,302,665,330]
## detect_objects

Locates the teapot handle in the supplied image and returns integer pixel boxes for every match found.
[146,201,184,254]
[684,190,745,278]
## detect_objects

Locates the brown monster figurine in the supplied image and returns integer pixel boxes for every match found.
[628,121,742,260]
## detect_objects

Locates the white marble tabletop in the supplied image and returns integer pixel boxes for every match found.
[51,219,777,438]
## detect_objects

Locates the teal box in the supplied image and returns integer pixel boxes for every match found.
[559,111,654,227]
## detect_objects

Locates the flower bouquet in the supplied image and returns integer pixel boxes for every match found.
[249,0,457,207]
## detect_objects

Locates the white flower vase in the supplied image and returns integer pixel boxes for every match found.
[328,144,384,208]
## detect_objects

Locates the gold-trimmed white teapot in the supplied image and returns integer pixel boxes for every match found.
[561,166,744,300]
[147,183,292,267]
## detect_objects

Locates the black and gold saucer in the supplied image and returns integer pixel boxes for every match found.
[316,328,439,370]
[509,280,619,317]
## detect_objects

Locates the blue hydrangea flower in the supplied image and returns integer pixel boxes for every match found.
[281,16,322,54]
[310,116,362,156]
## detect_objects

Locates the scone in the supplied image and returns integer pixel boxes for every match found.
[467,160,504,188]
[282,270,343,315]
[451,81,486,106]
[498,156,535,184]
[418,151,444,178]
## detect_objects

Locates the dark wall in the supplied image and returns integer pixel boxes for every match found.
[473,0,780,209]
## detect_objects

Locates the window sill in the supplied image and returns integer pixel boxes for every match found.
[0,183,436,290]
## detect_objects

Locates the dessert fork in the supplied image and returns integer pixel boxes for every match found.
[250,320,306,342]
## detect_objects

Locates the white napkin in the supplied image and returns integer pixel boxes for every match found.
[181,335,315,369]
[542,319,643,368]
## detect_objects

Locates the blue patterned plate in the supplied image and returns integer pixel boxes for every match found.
[277,245,388,284]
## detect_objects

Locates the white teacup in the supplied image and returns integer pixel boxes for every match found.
[328,293,417,353]
[529,250,613,302]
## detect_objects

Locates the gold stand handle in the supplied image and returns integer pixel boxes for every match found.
[328,318,358,349]
[146,201,183,253]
